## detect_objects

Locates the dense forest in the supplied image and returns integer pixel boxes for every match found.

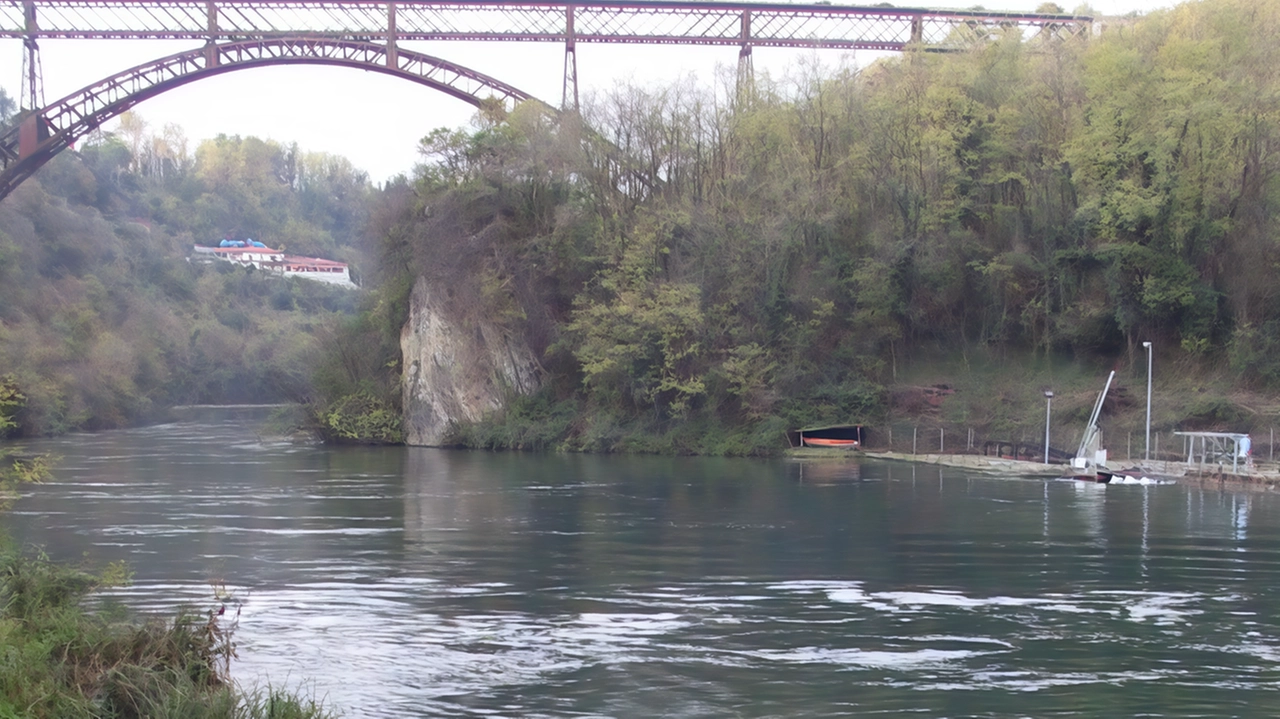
[0,106,370,435]
[325,0,1280,453]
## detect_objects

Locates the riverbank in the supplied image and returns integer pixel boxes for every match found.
[0,538,335,718]
[437,353,1280,461]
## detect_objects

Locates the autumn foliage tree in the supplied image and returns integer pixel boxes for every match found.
[364,0,1280,454]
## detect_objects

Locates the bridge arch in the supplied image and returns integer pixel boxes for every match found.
[0,38,541,201]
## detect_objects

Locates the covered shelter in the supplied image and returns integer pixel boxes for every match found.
[787,424,866,449]
[1173,431,1252,473]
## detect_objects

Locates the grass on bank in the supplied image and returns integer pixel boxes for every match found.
[444,347,1280,459]
[0,539,336,719]
[882,348,1280,459]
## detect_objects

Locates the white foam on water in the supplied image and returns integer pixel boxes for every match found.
[233,599,696,711]
[573,611,686,635]
[872,591,1045,609]
[754,646,982,668]
[443,586,503,595]
[767,580,864,592]
[902,634,1016,648]
[936,669,1173,692]
[1112,476,1175,485]
[1040,602,1099,614]
[828,589,899,612]
[1203,642,1280,663]
[1108,592,1203,624]
[825,587,1213,626]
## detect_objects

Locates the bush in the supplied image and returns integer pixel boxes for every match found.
[448,391,577,451]
[0,540,337,718]
[313,392,403,444]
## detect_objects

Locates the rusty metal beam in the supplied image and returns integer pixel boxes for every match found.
[0,1,1092,50]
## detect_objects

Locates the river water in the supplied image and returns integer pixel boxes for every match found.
[6,407,1280,717]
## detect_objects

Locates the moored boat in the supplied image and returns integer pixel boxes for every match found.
[1064,471,1111,483]
[801,437,860,449]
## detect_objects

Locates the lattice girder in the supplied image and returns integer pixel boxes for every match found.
[0,1,1091,51]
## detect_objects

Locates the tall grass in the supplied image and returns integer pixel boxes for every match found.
[0,540,336,718]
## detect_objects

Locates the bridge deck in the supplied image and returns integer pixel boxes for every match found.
[0,1,1091,51]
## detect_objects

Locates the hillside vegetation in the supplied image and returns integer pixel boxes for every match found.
[0,112,371,435]
[337,0,1280,454]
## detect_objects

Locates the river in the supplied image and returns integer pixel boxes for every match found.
[6,407,1280,717]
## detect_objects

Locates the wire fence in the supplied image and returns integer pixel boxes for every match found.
[872,421,1280,465]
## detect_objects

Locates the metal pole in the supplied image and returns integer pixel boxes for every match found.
[913,427,917,455]
[1044,391,1053,464]
[940,428,944,453]
[1143,341,1153,461]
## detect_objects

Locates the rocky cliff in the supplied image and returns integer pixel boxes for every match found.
[400,277,541,446]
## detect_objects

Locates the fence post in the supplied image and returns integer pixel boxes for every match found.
[1155,433,1160,461]
[940,428,944,453]
[913,427,917,455]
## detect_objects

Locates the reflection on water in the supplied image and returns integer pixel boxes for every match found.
[6,407,1280,717]
[793,460,862,485]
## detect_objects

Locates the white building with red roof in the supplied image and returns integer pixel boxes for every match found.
[194,244,357,289]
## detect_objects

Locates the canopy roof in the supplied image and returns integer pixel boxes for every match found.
[797,424,863,433]
[1173,431,1249,439]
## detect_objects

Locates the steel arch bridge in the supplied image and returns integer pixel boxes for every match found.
[0,0,1091,202]
[0,38,537,200]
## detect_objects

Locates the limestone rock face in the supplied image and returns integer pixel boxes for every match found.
[400,277,541,446]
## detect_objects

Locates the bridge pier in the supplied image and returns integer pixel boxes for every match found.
[17,113,48,159]
[21,1,44,111]
[387,2,399,69]
[562,5,579,112]
[736,10,754,106]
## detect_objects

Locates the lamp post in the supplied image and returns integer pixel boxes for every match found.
[1143,341,1153,461]
[1044,390,1054,464]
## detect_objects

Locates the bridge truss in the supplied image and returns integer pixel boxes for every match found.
[0,0,1091,201]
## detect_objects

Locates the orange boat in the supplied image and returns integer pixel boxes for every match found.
[792,424,867,450]
[801,437,860,449]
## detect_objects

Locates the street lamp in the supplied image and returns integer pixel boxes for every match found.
[1143,341,1153,461]
[1044,390,1054,464]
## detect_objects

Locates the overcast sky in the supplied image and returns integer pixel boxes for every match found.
[0,0,1175,184]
